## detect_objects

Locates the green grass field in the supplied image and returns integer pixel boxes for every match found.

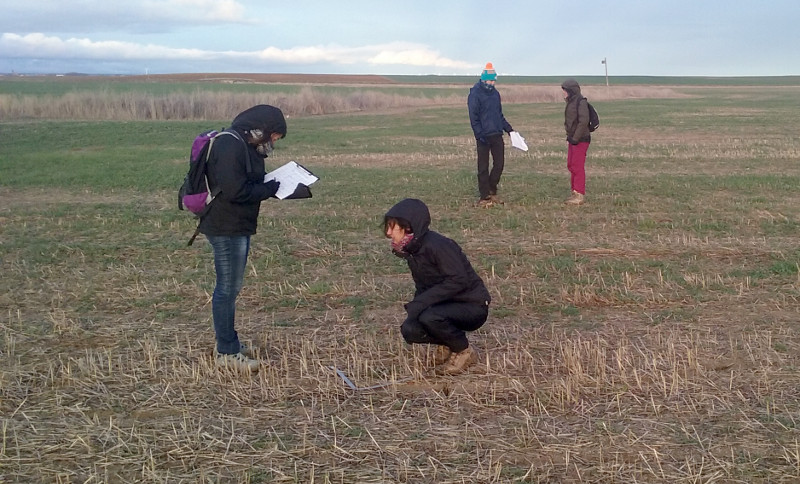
[2,79,800,482]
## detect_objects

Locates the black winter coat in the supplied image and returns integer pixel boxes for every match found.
[199,105,286,236]
[385,199,491,319]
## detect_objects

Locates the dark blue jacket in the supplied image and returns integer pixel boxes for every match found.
[468,81,513,140]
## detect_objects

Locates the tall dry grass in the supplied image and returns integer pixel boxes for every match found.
[0,85,685,121]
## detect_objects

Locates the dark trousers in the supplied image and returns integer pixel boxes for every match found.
[401,301,489,353]
[476,134,505,199]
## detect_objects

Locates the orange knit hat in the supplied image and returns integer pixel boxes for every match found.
[480,62,497,81]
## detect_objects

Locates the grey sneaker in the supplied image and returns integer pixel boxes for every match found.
[238,342,255,358]
[214,342,255,358]
[215,352,259,372]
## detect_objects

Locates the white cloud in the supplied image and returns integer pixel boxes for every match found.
[253,46,353,64]
[0,33,475,71]
[150,0,249,24]
[0,33,208,60]
[0,0,251,33]
[366,43,474,69]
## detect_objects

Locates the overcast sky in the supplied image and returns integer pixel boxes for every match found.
[1,0,797,77]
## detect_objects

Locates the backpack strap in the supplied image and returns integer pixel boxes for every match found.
[575,96,586,114]
[188,226,202,246]
[571,96,587,130]
[216,130,254,173]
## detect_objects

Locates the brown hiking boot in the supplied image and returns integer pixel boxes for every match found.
[433,345,452,366]
[489,194,505,205]
[476,198,493,208]
[564,190,585,205]
[437,346,478,375]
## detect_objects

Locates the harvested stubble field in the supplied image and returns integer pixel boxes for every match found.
[2,75,800,483]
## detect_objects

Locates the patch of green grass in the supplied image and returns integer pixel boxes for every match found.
[560,305,580,316]
[769,260,799,276]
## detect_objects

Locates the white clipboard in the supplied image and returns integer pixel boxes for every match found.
[264,161,319,199]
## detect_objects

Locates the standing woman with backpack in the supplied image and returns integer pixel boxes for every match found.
[561,78,591,205]
[199,105,284,372]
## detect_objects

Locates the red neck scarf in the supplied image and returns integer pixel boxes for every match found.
[391,233,414,254]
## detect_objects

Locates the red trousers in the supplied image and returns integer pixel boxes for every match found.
[567,142,589,195]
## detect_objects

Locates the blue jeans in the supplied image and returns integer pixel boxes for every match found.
[207,235,250,355]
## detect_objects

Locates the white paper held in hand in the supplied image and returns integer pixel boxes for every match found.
[264,161,319,199]
[510,131,528,152]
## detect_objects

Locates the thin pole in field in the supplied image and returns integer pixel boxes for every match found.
[601,57,608,86]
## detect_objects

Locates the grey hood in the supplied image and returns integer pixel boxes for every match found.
[561,78,582,100]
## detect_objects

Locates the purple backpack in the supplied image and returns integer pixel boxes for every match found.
[178,130,220,215]
[178,129,247,245]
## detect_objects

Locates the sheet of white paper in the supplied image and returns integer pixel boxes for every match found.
[264,161,319,199]
[510,131,528,151]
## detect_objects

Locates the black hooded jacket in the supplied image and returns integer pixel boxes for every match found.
[385,199,491,318]
[199,105,287,236]
[561,78,591,144]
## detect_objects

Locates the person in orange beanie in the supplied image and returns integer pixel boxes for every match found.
[467,62,515,208]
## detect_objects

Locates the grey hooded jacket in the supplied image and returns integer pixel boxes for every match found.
[562,78,591,144]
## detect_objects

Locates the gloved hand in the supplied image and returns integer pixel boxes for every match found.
[477,137,488,146]
[506,126,514,134]
[567,136,578,145]
[264,179,281,198]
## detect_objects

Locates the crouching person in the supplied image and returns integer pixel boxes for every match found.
[383,198,491,375]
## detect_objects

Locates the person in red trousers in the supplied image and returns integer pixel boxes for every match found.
[561,78,591,205]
